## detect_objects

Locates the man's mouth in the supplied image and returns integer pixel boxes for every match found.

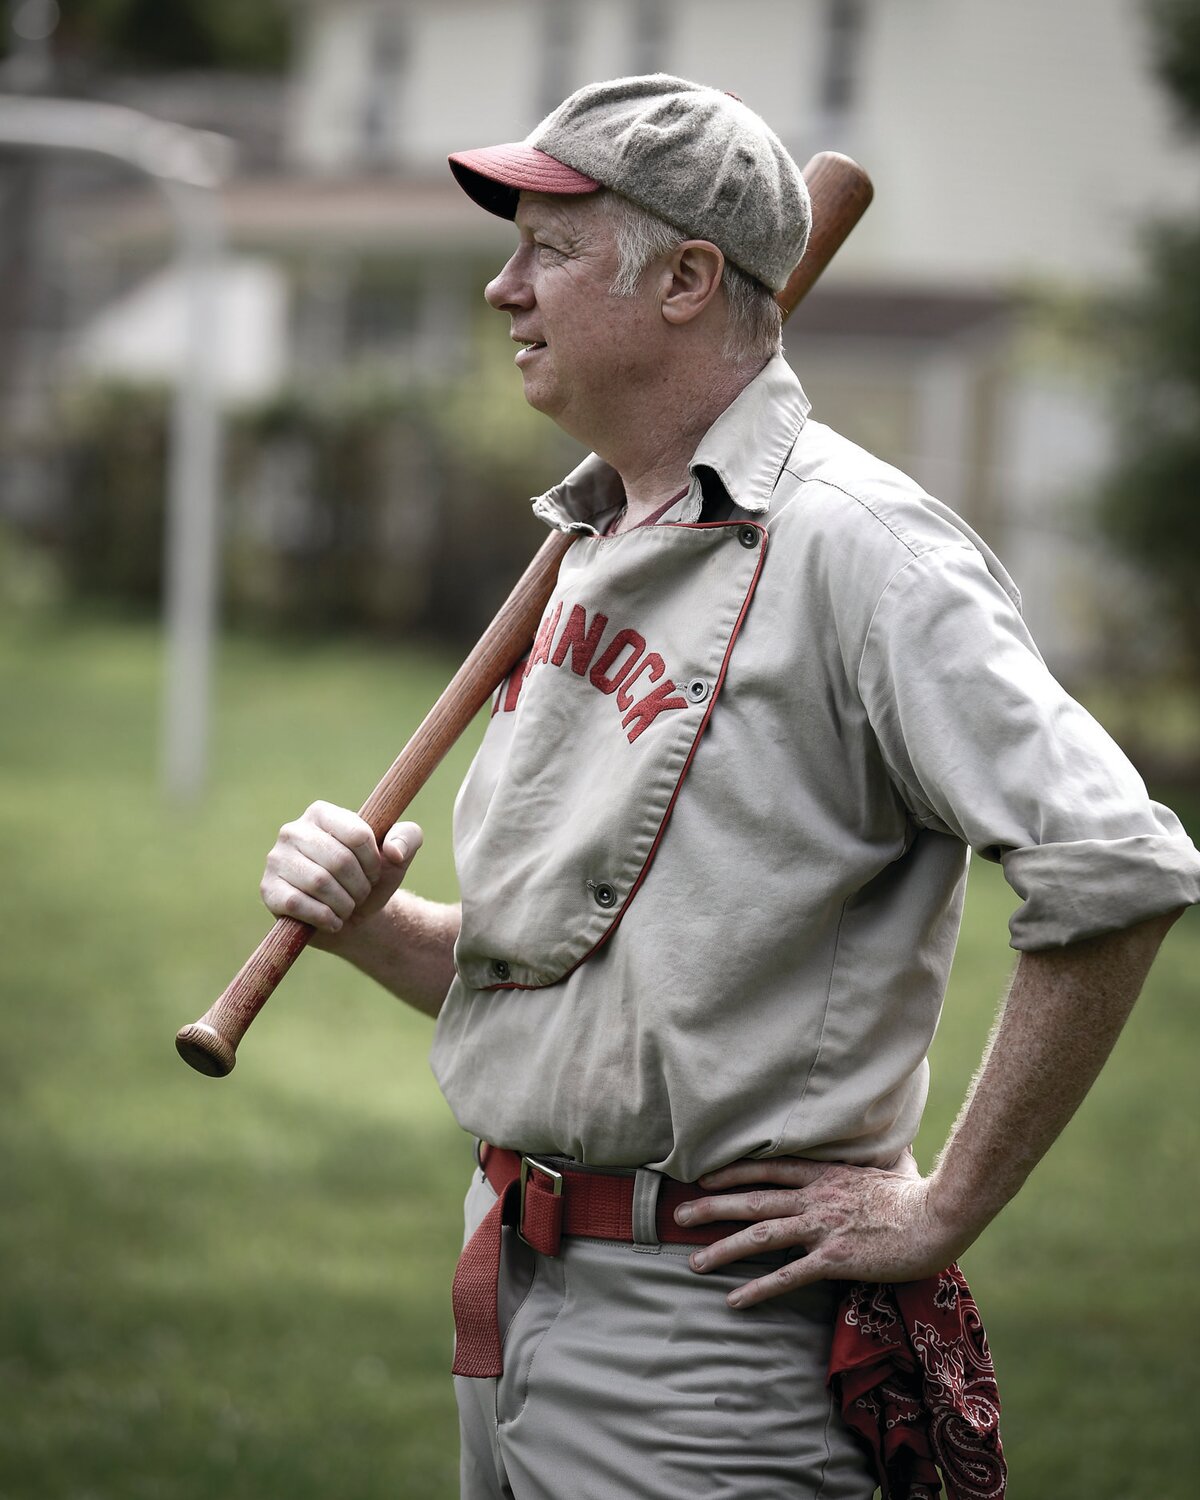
[514,338,547,365]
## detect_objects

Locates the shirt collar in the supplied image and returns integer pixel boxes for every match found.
[532,354,811,532]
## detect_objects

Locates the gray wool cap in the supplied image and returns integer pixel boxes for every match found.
[448,74,810,293]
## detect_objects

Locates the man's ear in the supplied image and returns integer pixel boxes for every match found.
[659,241,726,327]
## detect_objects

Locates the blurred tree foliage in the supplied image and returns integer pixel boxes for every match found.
[51,0,290,72]
[1150,0,1200,125]
[1098,0,1200,688]
[58,380,169,603]
[44,362,576,644]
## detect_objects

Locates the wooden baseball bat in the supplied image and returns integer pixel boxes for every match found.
[175,151,873,1077]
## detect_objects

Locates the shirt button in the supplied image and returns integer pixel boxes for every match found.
[491,959,511,982]
[737,524,760,549]
[685,677,710,704]
[590,882,618,909]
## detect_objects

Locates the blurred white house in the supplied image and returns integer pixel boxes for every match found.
[39,0,1200,667]
[284,0,1197,286]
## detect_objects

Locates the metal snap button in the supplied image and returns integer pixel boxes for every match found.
[737,524,760,548]
[684,677,710,704]
[588,881,618,909]
[491,959,511,981]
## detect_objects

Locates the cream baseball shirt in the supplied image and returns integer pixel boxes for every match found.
[429,357,1200,1181]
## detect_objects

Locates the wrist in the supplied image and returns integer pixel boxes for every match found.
[924,1163,994,1257]
[310,902,389,960]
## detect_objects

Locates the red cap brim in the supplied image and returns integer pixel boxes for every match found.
[448,144,600,220]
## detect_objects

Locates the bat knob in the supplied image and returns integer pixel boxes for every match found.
[175,1022,237,1077]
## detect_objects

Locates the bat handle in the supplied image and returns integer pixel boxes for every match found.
[175,915,312,1075]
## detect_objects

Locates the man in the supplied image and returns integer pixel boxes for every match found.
[260,77,1200,1498]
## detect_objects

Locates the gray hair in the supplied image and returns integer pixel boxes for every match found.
[599,192,783,365]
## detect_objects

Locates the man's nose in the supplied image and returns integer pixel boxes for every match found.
[485,248,533,312]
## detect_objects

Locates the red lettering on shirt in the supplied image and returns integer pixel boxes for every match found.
[528,601,563,669]
[589,629,646,695]
[550,605,609,675]
[621,679,689,742]
[615,652,664,711]
[493,601,693,741]
[501,653,529,714]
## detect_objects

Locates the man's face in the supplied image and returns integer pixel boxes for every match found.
[484,192,661,441]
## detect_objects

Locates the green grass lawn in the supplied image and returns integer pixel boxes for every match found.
[1,607,1197,1499]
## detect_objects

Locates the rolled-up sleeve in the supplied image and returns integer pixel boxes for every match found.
[856,544,1200,949]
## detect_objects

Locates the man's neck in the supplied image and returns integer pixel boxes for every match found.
[596,356,765,519]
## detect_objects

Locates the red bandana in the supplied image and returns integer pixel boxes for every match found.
[829,1266,1007,1499]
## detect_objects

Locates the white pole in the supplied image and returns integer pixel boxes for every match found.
[159,175,224,799]
[0,95,235,800]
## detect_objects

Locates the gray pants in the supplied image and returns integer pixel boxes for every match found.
[455,1166,877,1500]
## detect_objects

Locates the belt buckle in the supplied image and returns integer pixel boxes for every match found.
[519,1155,563,1247]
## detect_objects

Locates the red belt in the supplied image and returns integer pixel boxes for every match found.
[451,1145,742,1378]
[451,1145,1007,1500]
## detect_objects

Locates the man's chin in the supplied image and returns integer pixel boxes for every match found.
[519,376,558,419]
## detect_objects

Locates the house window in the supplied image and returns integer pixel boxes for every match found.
[362,7,410,165]
[820,0,868,129]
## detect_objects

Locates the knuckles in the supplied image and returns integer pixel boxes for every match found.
[771,1260,797,1290]
[309,800,372,845]
[744,1187,800,1219]
[313,870,344,903]
[748,1218,776,1247]
[281,890,308,919]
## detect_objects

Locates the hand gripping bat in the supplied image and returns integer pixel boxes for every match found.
[175,151,874,1077]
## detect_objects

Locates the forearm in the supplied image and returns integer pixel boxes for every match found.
[928,907,1184,1250]
[320,890,462,1019]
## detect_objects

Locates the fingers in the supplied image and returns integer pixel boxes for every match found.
[281,800,382,886]
[725,1257,827,1308]
[673,1170,842,1289]
[687,1212,810,1273]
[697,1156,829,1191]
[261,801,424,933]
[359,821,424,918]
[675,1186,806,1228]
[679,1187,816,1291]
[264,848,359,930]
[681,1206,830,1308]
[381,820,423,866]
[682,1182,817,1265]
